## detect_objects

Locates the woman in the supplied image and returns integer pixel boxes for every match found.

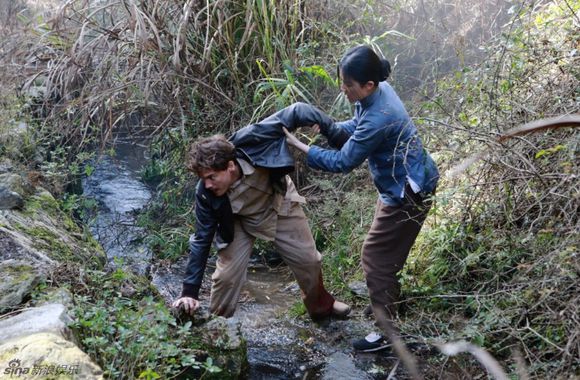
[284,45,439,352]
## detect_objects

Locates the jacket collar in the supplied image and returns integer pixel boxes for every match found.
[229,158,256,191]
[359,83,382,108]
[237,158,255,176]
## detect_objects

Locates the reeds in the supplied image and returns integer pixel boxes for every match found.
[11,0,324,155]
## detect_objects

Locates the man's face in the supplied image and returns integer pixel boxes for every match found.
[198,161,238,197]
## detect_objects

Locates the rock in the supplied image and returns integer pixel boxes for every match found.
[204,317,244,351]
[0,260,43,314]
[0,332,103,379]
[0,303,74,344]
[150,257,188,305]
[348,280,369,298]
[34,287,74,309]
[0,173,34,210]
[202,317,248,379]
[321,352,371,380]
[0,229,55,266]
[0,187,23,210]
[0,192,106,267]
[0,303,104,379]
[26,86,47,98]
[0,173,34,199]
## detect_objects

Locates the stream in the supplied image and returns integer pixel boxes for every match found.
[81,138,423,379]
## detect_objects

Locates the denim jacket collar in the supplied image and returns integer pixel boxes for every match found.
[359,84,382,108]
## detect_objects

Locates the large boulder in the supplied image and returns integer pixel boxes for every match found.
[0,332,103,379]
[0,303,104,379]
[0,303,73,344]
[0,260,44,314]
[0,187,23,210]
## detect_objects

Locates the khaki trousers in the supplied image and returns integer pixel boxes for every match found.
[210,203,335,319]
[362,187,432,320]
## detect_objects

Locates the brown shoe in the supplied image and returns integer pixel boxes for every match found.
[332,300,351,318]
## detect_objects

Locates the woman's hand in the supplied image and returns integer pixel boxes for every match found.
[283,127,310,154]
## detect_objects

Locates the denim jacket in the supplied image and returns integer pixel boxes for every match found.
[307,81,439,205]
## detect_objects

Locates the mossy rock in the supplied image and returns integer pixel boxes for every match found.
[0,260,44,314]
[201,317,248,379]
[0,332,103,380]
[0,189,106,268]
[0,173,32,210]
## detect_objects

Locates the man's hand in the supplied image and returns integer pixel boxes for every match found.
[172,297,200,315]
[283,127,310,154]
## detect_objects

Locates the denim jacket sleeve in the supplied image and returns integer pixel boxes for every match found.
[307,116,385,173]
[335,116,357,135]
[181,182,218,299]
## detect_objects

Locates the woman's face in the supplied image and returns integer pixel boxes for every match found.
[339,71,376,103]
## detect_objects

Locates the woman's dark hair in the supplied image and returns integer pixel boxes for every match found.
[338,45,391,86]
[187,134,236,174]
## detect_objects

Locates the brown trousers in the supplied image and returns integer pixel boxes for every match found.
[210,203,335,319]
[362,187,432,320]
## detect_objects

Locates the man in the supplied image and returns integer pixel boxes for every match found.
[172,104,350,320]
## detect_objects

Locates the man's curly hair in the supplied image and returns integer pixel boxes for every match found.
[186,135,236,174]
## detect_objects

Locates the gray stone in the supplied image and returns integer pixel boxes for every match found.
[0,228,55,266]
[349,280,369,298]
[0,173,34,198]
[0,303,73,344]
[0,260,43,314]
[0,192,106,267]
[150,256,188,305]
[0,173,33,210]
[202,317,248,379]
[204,317,244,351]
[0,187,24,210]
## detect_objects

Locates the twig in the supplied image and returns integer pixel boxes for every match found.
[386,360,400,380]
[438,340,509,380]
[523,321,565,353]
[372,302,423,380]
[447,114,580,178]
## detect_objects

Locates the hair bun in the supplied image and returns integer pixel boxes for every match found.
[381,59,391,81]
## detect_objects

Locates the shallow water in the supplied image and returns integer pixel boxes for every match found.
[81,141,152,275]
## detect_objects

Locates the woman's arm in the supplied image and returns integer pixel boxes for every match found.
[283,127,310,154]
[307,119,385,173]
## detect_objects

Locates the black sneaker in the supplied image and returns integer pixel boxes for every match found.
[352,332,391,352]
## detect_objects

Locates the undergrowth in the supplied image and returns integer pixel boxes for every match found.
[67,267,221,379]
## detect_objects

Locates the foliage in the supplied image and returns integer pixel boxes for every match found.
[396,1,580,377]
[8,0,355,156]
[70,268,220,379]
[303,173,376,292]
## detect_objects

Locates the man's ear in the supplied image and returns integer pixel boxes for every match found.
[227,160,236,171]
[364,80,376,90]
